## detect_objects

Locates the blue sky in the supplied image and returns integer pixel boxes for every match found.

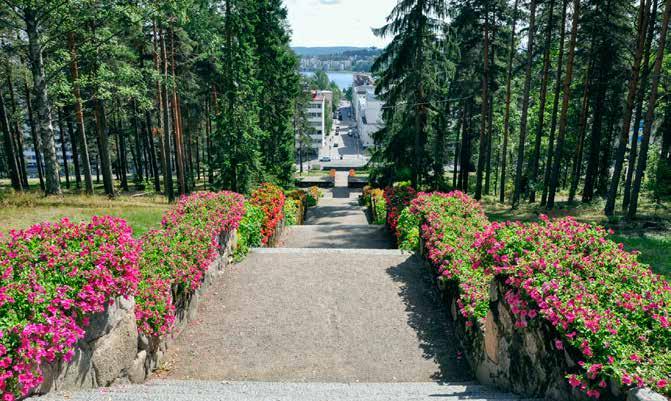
[286,0,396,48]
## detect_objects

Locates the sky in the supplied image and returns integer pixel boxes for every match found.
[286,0,397,48]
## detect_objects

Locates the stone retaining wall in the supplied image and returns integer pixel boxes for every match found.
[418,240,666,401]
[33,229,240,396]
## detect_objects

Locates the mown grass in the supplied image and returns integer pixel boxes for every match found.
[0,190,169,237]
[481,195,671,277]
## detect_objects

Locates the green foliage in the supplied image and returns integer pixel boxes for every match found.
[283,198,300,226]
[235,202,264,260]
[397,207,420,251]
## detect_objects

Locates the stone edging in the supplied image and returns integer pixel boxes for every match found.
[33,229,241,396]
[416,238,667,401]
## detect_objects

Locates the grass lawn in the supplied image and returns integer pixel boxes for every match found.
[0,190,170,237]
[481,194,671,277]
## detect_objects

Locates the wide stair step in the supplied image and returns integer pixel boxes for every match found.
[279,224,392,249]
[38,380,539,401]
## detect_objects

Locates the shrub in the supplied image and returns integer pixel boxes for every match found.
[283,198,300,226]
[286,190,308,224]
[410,192,491,321]
[383,184,417,237]
[234,202,264,260]
[136,191,245,337]
[473,216,671,397]
[250,183,286,245]
[0,217,141,399]
[307,186,321,207]
[396,207,420,251]
[369,188,387,225]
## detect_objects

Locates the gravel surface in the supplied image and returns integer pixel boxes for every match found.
[279,225,392,249]
[158,250,471,383]
[34,380,538,401]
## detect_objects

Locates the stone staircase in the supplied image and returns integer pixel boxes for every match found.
[34,185,533,401]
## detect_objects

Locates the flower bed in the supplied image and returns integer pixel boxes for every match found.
[307,186,321,207]
[368,188,387,225]
[250,183,286,245]
[383,185,416,239]
[286,190,308,225]
[400,191,491,321]
[392,190,670,400]
[137,191,245,337]
[234,202,264,260]
[0,217,141,399]
[474,217,671,398]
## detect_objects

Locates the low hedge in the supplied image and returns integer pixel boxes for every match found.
[0,217,142,399]
[136,191,245,337]
[394,190,671,398]
[234,202,264,260]
[249,183,286,245]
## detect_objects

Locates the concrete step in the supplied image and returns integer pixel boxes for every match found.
[36,380,540,401]
[278,224,392,249]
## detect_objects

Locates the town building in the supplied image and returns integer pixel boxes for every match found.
[351,74,383,149]
[298,89,333,155]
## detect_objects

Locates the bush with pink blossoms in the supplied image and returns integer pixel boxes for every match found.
[383,184,416,239]
[136,191,245,337]
[403,191,491,321]
[0,217,141,400]
[473,216,671,397]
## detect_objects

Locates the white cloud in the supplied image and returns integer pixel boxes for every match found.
[286,0,396,48]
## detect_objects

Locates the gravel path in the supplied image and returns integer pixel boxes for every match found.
[159,249,471,382]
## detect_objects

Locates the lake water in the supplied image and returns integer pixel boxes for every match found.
[301,71,353,91]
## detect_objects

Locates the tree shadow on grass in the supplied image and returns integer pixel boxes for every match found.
[386,256,474,384]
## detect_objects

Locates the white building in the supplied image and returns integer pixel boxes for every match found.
[351,74,383,149]
[298,90,333,154]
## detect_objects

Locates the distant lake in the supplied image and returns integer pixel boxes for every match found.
[301,71,353,91]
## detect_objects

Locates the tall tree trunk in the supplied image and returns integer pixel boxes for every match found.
[513,0,537,207]
[5,62,28,189]
[68,32,94,194]
[159,24,175,202]
[93,98,115,196]
[541,0,568,206]
[547,0,581,209]
[604,0,651,215]
[131,100,144,182]
[528,0,556,202]
[22,75,45,191]
[500,0,520,203]
[65,107,82,189]
[453,108,462,189]
[57,108,71,188]
[115,106,129,192]
[0,87,22,190]
[624,0,658,210]
[475,5,490,200]
[145,110,161,192]
[569,65,593,202]
[169,25,186,195]
[25,7,61,195]
[628,0,671,218]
